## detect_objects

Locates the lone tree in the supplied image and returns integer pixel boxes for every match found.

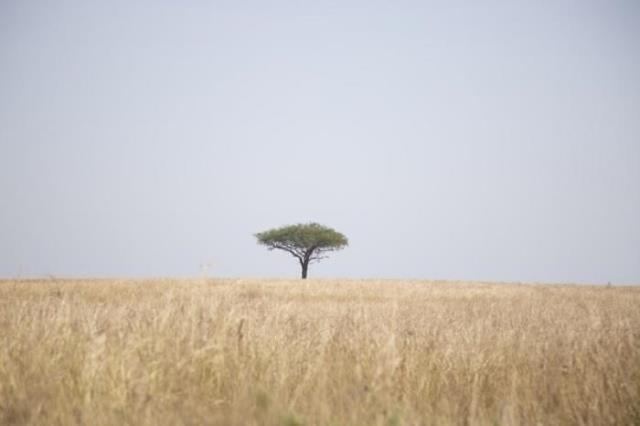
[255,223,348,279]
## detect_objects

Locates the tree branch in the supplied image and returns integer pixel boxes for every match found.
[269,242,304,261]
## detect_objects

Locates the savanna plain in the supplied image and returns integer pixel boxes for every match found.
[0,278,639,426]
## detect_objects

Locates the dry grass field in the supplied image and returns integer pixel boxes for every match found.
[0,278,639,426]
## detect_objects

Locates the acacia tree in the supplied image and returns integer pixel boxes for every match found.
[255,223,348,279]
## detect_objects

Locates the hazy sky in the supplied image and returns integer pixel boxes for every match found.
[1,0,639,284]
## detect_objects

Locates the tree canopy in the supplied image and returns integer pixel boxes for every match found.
[255,223,348,279]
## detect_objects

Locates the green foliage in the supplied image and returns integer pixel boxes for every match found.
[256,223,348,252]
[255,223,348,278]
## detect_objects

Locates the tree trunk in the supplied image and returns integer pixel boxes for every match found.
[300,248,315,279]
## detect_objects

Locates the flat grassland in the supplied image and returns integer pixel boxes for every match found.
[0,279,638,425]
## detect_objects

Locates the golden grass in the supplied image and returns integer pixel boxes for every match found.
[0,278,639,425]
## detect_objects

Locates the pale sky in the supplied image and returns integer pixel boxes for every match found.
[1,0,639,284]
